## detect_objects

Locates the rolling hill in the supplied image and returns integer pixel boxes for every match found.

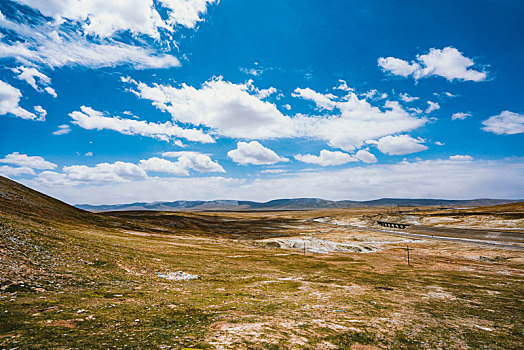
[76,197,522,212]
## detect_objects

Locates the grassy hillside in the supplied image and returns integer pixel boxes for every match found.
[0,176,98,226]
[1,176,523,349]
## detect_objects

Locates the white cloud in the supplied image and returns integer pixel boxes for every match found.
[294,150,357,166]
[0,34,180,70]
[34,105,47,120]
[62,161,148,183]
[374,135,428,156]
[160,151,224,173]
[0,80,40,120]
[334,79,352,92]
[292,88,337,110]
[131,78,427,151]
[33,152,224,185]
[14,67,49,89]
[355,150,377,164]
[69,106,213,143]
[379,47,487,82]
[0,165,36,178]
[482,111,524,135]
[282,104,291,110]
[27,158,524,205]
[435,141,445,146]
[451,112,471,120]
[0,152,57,169]
[377,57,420,77]
[240,67,263,76]
[132,77,296,139]
[426,101,440,113]
[157,0,218,30]
[255,87,277,99]
[260,169,286,174]
[14,0,218,38]
[85,152,93,157]
[310,98,425,151]
[52,124,72,135]
[12,66,57,97]
[139,157,189,176]
[35,171,79,186]
[399,93,419,103]
[45,87,58,98]
[361,89,379,100]
[449,155,473,161]
[228,141,288,165]
[0,13,180,69]
[435,92,457,99]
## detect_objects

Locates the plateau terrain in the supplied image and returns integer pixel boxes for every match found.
[1,175,523,349]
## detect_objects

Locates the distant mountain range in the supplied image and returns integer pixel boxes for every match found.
[75,198,523,212]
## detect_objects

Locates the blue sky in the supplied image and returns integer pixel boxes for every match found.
[0,0,523,204]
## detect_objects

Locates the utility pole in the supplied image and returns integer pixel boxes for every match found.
[406,245,411,266]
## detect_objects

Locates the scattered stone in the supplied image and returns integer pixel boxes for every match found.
[158,271,199,281]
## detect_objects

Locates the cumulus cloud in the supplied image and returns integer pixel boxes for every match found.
[379,47,487,82]
[334,79,352,92]
[26,158,524,205]
[451,112,471,120]
[160,151,224,173]
[361,89,387,100]
[69,106,213,143]
[139,157,190,176]
[255,87,277,99]
[377,57,420,77]
[425,101,440,113]
[482,111,524,135]
[310,98,425,151]
[12,66,57,97]
[45,87,58,98]
[130,78,427,151]
[399,93,419,103]
[0,152,57,169]
[355,150,377,164]
[294,150,357,166]
[132,77,297,139]
[292,87,337,110]
[33,152,224,185]
[13,0,218,37]
[160,0,218,29]
[374,135,428,156]
[52,124,72,135]
[449,155,473,161]
[0,165,36,178]
[62,161,148,183]
[228,141,288,165]
[0,80,40,120]
[34,105,47,120]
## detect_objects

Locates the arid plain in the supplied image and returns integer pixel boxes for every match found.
[1,176,523,349]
